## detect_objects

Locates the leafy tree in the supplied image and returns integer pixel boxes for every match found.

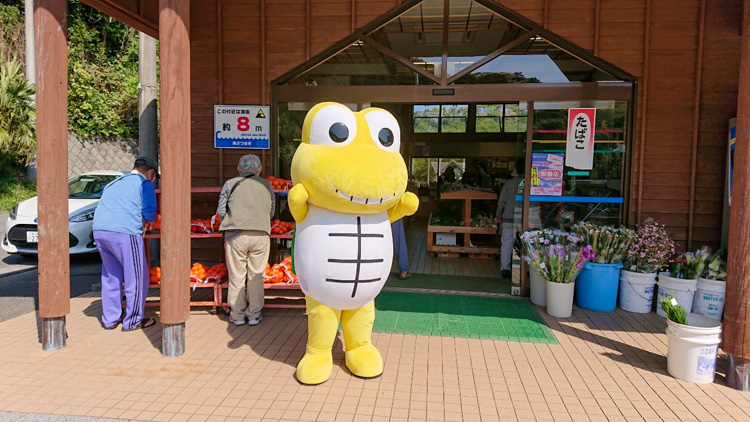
[0,56,35,164]
[0,3,24,65]
[67,0,140,138]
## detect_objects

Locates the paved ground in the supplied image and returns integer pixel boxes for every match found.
[0,292,748,422]
[0,211,105,323]
[0,412,130,421]
[0,255,102,323]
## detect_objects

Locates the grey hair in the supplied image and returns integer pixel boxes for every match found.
[238,154,262,173]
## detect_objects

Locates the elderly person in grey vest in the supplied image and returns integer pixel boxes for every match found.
[216,154,275,326]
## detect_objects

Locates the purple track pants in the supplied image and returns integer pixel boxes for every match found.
[93,231,149,330]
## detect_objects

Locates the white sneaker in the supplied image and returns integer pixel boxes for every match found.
[229,316,245,326]
[248,314,263,326]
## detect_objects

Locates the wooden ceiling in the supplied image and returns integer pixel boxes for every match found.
[81,0,158,38]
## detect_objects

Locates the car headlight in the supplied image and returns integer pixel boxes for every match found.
[69,209,96,222]
[9,205,17,220]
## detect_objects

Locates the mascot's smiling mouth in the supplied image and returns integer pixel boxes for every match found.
[330,184,396,204]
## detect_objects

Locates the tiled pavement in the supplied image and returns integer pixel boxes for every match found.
[1,293,749,422]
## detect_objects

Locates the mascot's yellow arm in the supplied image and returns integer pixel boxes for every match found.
[388,191,419,223]
[288,184,309,223]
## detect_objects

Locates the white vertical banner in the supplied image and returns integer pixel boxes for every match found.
[565,108,596,170]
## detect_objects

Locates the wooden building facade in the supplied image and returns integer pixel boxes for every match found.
[32,0,747,367]
[81,0,742,250]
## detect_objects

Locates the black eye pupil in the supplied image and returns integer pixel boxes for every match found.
[378,128,394,147]
[328,123,349,143]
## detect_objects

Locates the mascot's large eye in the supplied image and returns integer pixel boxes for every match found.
[363,109,400,152]
[309,104,356,146]
[378,128,394,147]
[329,123,349,143]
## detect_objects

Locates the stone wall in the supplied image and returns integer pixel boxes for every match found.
[67,134,138,177]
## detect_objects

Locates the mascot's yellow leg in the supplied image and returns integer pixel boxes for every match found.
[341,301,383,379]
[296,296,341,385]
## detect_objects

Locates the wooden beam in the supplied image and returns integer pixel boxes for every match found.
[275,82,633,103]
[724,0,750,384]
[636,0,652,224]
[35,0,69,350]
[159,0,191,357]
[687,0,706,250]
[520,101,534,297]
[361,36,442,85]
[446,30,537,84]
[81,0,158,38]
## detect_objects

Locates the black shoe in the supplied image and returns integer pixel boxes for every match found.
[501,270,511,279]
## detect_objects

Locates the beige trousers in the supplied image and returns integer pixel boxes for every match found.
[224,231,270,321]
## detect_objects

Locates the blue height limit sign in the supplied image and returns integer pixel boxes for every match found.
[214,105,270,149]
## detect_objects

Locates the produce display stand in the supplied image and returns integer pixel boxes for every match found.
[427,189,500,259]
[145,186,305,313]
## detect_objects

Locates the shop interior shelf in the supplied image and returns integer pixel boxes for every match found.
[427,189,501,257]
[145,185,300,312]
[144,231,292,240]
[263,283,301,290]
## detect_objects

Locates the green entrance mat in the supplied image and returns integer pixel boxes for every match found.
[385,272,511,295]
[373,290,558,344]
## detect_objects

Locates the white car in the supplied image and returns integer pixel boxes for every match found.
[2,170,127,255]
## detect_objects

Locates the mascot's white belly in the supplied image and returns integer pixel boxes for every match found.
[294,205,392,310]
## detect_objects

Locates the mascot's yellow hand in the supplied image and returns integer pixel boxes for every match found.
[288,184,309,223]
[388,191,419,223]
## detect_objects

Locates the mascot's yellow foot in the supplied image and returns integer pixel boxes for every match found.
[296,351,333,385]
[345,344,383,379]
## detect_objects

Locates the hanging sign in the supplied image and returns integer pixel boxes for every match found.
[530,153,564,196]
[565,108,596,170]
[214,105,270,149]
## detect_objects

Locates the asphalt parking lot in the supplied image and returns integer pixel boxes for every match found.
[0,212,103,323]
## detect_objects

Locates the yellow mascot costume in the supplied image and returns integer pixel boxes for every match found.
[290,102,418,385]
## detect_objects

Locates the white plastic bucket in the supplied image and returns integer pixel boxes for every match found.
[619,270,657,313]
[666,314,722,383]
[546,280,574,318]
[656,273,697,317]
[530,266,546,307]
[691,277,726,321]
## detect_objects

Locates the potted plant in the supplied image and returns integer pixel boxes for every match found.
[661,295,722,384]
[521,229,581,307]
[573,223,635,312]
[523,231,595,318]
[657,248,710,317]
[620,222,675,313]
[692,250,727,321]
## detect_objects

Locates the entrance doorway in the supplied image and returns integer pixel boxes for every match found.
[271,0,635,295]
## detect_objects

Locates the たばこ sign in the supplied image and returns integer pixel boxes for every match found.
[565,108,596,170]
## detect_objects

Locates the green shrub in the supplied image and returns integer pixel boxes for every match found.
[0,56,35,165]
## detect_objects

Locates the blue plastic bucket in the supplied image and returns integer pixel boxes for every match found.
[575,262,623,311]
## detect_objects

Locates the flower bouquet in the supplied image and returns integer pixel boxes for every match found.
[701,250,726,281]
[521,229,595,318]
[691,249,727,320]
[521,229,592,283]
[657,247,711,317]
[625,221,675,274]
[573,222,634,264]
[669,247,712,280]
[573,223,634,312]
[619,221,675,313]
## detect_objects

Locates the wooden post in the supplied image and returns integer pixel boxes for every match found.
[724,0,750,391]
[159,0,191,357]
[35,0,69,351]
[519,102,534,297]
